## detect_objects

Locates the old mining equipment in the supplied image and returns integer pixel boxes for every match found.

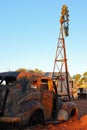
[52,4,71,101]
[0,71,78,129]
[0,5,78,129]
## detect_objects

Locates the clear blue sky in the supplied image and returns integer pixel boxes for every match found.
[0,0,87,76]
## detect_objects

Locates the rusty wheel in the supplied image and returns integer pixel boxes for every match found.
[29,109,45,126]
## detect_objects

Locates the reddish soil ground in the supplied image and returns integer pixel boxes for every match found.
[28,100,87,130]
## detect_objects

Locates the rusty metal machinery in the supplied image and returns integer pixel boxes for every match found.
[52,5,70,101]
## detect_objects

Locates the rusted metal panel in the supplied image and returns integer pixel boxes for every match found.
[0,71,78,127]
[0,117,22,123]
[41,91,54,119]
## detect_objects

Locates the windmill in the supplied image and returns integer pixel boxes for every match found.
[52,5,71,101]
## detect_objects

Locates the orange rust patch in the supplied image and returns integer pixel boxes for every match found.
[17,72,34,80]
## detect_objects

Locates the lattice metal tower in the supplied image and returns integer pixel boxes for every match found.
[52,5,70,101]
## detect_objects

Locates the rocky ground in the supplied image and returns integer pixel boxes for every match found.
[28,100,87,130]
